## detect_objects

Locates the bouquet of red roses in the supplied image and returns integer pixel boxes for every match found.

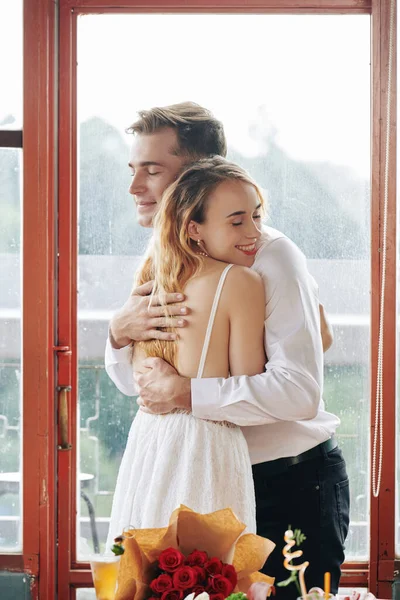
[113,506,275,600]
[149,547,238,600]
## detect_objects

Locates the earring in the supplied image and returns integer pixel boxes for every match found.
[196,239,209,257]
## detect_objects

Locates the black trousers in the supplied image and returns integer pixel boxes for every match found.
[253,445,350,600]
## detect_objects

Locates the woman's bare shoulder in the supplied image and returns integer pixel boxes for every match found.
[184,262,263,301]
[213,265,264,315]
[183,261,231,290]
[225,264,263,288]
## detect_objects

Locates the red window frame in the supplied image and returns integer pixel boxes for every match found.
[25,0,58,590]
[0,1,396,599]
[0,0,57,598]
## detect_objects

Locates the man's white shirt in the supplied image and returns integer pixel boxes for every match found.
[105,226,340,465]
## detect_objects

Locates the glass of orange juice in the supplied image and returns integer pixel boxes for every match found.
[90,554,120,600]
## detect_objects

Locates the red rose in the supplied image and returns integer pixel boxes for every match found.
[191,586,206,597]
[205,557,223,575]
[161,590,184,600]
[159,548,185,573]
[192,566,206,584]
[150,574,174,594]
[148,597,160,600]
[172,567,198,590]
[221,564,238,589]
[210,594,225,600]
[208,575,234,597]
[186,550,209,566]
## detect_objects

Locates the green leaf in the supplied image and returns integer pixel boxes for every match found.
[277,572,298,588]
[111,543,125,556]
[293,528,307,547]
[225,593,247,600]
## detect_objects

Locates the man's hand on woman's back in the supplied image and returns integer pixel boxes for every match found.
[109,281,189,348]
[135,357,192,414]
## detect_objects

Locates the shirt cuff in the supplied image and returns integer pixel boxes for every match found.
[105,337,133,365]
[191,377,226,422]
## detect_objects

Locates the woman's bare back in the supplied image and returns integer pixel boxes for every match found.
[133,259,266,379]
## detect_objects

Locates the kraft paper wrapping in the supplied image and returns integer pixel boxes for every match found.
[114,506,275,600]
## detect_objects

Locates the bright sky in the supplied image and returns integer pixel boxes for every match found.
[1,4,370,177]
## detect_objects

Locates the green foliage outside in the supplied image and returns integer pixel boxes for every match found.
[1,116,369,259]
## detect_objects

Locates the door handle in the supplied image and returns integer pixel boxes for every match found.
[58,385,72,450]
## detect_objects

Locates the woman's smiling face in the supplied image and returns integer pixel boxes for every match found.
[191,179,263,267]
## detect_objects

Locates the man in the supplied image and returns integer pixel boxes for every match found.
[105,102,348,599]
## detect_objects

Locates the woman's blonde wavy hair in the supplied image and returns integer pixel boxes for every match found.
[134,156,266,369]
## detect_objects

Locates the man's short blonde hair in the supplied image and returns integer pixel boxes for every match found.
[127,101,227,159]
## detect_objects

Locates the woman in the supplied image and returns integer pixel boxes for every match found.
[106,157,266,546]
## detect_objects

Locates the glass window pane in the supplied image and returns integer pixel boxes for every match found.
[76,589,96,600]
[0,1,23,130]
[0,148,22,551]
[76,13,370,561]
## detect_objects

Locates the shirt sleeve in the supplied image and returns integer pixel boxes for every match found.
[104,336,137,397]
[191,236,324,426]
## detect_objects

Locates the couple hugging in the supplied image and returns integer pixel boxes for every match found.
[104,102,349,599]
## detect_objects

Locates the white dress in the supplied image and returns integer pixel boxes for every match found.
[106,265,256,549]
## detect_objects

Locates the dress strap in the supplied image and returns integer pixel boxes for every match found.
[196,264,234,379]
